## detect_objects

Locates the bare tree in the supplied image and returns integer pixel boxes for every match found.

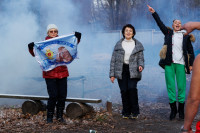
[91,0,137,30]
[91,0,151,30]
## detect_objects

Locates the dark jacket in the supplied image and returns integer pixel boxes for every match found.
[109,38,144,80]
[152,12,195,74]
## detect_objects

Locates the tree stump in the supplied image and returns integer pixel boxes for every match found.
[66,102,93,119]
[106,101,112,114]
[22,100,46,115]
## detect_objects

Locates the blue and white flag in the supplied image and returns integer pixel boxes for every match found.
[34,34,78,71]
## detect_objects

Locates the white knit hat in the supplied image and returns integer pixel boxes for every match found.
[47,24,58,32]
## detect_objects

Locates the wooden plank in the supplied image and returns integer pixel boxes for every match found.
[0,94,101,103]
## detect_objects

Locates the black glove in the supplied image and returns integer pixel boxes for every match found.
[28,42,34,50]
[75,32,81,40]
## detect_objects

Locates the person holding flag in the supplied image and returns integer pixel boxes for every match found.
[28,24,81,123]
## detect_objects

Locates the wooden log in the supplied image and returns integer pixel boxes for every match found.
[66,102,93,119]
[34,100,46,111]
[22,100,40,115]
[22,100,46,115]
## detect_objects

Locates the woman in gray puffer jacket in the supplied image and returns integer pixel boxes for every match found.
[109,24,144,119]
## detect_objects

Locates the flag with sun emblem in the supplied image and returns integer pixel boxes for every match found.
[34,34,78,71]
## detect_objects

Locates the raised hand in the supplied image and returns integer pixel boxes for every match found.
[147,5,155,13]
[75,31,82,44]
[181,22,200,35]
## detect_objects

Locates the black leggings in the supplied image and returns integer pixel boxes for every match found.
[45,78,67,111]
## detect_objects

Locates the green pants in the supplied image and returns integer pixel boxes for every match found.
[165,63,186,103]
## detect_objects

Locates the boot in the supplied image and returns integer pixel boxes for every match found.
[169,102,177,120]
[56,107,65,123]
[178,102,185,120]
[47,110,54,123]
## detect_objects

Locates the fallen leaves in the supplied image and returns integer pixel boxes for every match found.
[0,101,198,132]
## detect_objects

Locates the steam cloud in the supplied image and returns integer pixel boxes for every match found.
[0,0,198,105]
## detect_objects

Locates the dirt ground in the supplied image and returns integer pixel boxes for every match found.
[0,100,199,133]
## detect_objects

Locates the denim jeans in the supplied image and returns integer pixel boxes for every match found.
[117,64,139,115]
[45,78,67,111]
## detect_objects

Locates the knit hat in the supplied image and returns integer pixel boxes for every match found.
[47,24,58,32]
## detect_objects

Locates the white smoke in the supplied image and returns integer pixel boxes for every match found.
[0,0,89,104]
[0,0,195,105]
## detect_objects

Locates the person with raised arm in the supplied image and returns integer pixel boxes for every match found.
[147,5,195,121]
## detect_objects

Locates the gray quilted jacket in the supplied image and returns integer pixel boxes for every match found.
[109,38,144,80]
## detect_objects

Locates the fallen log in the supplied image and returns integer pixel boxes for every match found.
[66,102,93,119]
[22,100,46,115]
